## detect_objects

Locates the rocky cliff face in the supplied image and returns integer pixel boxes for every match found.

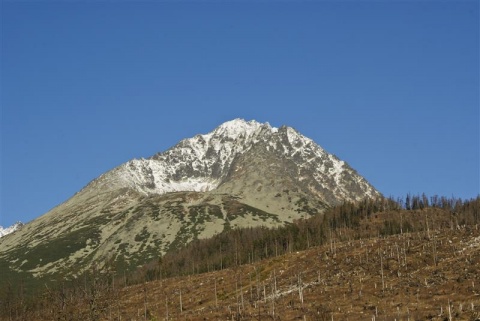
[0,119,380,281]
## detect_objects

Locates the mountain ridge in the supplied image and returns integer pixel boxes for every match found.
[0,118,380,282]
[85,119,377,203]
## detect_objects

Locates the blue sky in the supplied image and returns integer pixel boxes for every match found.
[1,1,478,227]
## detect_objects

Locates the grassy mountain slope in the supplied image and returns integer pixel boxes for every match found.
[0,186,321,287]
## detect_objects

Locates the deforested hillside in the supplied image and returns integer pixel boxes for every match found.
[2,195,478,321]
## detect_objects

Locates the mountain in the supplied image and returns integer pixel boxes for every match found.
[0,222,22,238]
[0,119,380,283]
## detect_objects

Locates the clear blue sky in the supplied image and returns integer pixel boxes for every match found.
[1,1,479,227]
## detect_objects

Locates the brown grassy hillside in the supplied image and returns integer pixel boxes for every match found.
[2,196,479,321]
[13,227,479,321]
[116,228,480,321]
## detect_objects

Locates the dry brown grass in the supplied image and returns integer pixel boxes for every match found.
[109,226,480,321]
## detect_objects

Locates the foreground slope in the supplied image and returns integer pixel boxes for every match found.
[5,206,479,321]
[115,228,480,321]
[0,119,379,282]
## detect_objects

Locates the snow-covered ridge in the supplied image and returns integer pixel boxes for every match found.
[90,118,379,202]
[0,222,23,238]
[211,118,277,139]
[96,119,280,194]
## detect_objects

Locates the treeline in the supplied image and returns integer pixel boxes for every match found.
[404,193,471,211]
[130,194,479,283]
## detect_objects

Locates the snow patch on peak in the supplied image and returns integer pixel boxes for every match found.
[0,222,23,238]
[110,158,221,195]
[285,127,301,144]
[96,119,284,196]
[330,156,346,184]
[213,119,277,140]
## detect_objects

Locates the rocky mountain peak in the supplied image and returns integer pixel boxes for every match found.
[85,119,379,203]
[0,119,381,280]
[210,118,273,138]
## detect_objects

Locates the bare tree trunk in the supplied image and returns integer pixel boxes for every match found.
[448,300,452,321]
[271,283,275,319]
[425,213,430,239]
[298,273,304,306]
[165,295,169,321]
[214,278,218,308]
[240,274,245,312]
[179,288,183,314]
[235,276,239,315]
[143,283,148,320]
[380,251,385,293]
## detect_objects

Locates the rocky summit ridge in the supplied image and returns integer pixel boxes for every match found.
[88,119,377,203]
[0,119,380,282]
